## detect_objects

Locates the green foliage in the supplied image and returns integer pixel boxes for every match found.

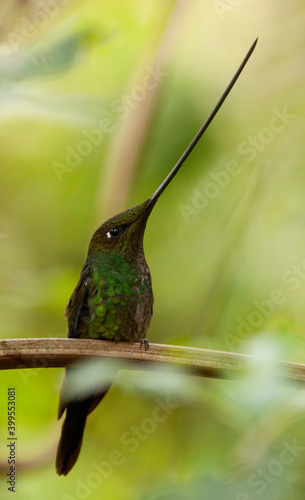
[0,0,305,498]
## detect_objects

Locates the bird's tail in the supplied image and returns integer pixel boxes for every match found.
[56,369,112,476]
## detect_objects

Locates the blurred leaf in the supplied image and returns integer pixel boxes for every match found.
[0,27,110,121]
[62,358,202,404]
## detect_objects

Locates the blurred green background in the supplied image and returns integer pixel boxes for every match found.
[1,0,305,498]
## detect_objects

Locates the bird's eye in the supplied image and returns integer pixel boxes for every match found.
[106,227,121,239]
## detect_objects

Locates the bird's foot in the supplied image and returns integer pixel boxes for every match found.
[140,338,149,350]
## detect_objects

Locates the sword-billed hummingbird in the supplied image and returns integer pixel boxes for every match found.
[56,38,257,475]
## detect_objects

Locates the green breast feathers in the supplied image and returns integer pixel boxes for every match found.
[65,252,153,342]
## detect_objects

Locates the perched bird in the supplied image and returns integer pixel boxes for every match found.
[56,38,257,476]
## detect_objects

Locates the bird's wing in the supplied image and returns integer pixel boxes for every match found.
[65,264,93,338]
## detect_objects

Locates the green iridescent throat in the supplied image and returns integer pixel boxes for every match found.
[84,252,151,341]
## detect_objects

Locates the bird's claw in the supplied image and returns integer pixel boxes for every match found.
[140,338,149,350]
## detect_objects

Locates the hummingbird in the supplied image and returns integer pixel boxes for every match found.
[56,38,257,476]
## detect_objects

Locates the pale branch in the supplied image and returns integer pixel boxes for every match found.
[0,338,305,384]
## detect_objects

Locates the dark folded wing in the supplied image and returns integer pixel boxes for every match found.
[65,264,92,338]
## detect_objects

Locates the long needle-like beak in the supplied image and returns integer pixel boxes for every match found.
[146,37,258,209]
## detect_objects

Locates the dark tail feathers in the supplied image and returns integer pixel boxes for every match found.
[56,389,110,476]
